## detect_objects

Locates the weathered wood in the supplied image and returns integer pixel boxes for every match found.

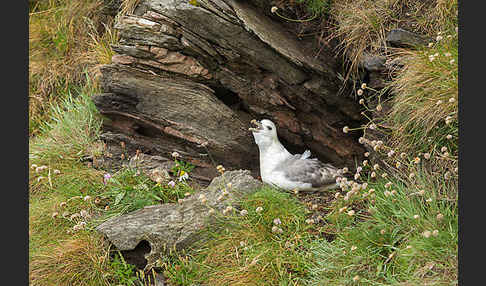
[93,0,367,183]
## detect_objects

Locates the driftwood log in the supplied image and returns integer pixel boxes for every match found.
[93,0,366,185]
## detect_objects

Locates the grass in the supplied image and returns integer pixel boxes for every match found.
[29,0,117,136]
[164,186,318,286]
[326,0,457,80]
[29,0,458,284]
[28,81,198,285]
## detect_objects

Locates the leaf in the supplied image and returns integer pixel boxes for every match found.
[114,191,126,205]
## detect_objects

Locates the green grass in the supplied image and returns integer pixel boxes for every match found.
[164,186,318,286]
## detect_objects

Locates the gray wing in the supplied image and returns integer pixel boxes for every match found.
[280,157,341,188]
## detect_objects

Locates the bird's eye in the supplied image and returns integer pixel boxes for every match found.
[266,126,273,130]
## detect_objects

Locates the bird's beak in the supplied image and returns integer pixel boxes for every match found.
[249,119,263,132]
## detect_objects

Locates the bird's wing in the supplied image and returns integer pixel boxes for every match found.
[280,157,341,188]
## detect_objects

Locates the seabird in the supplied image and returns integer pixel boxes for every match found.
[249,119,343,192]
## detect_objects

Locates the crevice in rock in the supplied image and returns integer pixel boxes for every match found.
[210,84,242,108]
[120,240,152,270]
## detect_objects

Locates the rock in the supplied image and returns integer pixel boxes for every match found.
[95,170,262,270]
[385,28,431,48]
[94,0,367,182]
[360,53,387,72]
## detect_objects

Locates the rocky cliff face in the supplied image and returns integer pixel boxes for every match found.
[93,0,366,184]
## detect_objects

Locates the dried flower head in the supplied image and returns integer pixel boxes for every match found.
[271,6,278,13]
[376,104,382,112]
[359,99,365,105]
[342,126,350,133]
[361,83,367,89]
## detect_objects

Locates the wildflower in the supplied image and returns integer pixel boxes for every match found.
[178,199,184,204]
[432,229,439,236]
[361,83,367,89]
[52,212,59,219]
[414,157,421,164]
[342,167,349,173]
[436,35,443,41]
[171,152,180,158]
[413,214,420,219]
[444,171,451,180]
[358,137,365,144]
[364,152,370,157]
[384,191,391,197]
[418,190,425,195]
[168,180,176,188]
[70,213,81,220]
[240,209,248,216]
[94,197,101,204]
[31,164,38,169]
[370,172,376,178]
[406,245,412,249]
[409,173,415,179]
[422,230,431,238]
[400,152,407,159]
[53,169,61,174]
[362,182,368,189]
[385,182,392,188]
[380,229,386,235]
[446,134,453,141]
[353,275,360,282]
[437,213,444,220]
[426,198,433,203]
[347,210,355,216]
[83,195,91,201]
[354,173,360,180]
[373,164,379,170]
[37,176,45,183]
[395,162,401,168]
[436,100,443,105]
[376,104,382,112]
[363,160,368,166]
[77,209,87,217]
[357,89,363,96]
[255,206,263,213]
[334,192,341,199]
[387,150,395,157]
[391,190,397,195]
[103,173,112,185]
[449,59,455,64]
[184,192,191,197]
[179,170,189,182]
[444,52,451,57]
[342,126,350,133]
[351,245,357,251]
[443,152,449,157]
[311,204,318,210]
[381,173,388,178]
[208,208,215,215]
[273,218,282,225]
[35,165,48,173]
[305,218,315,224]
[441,146,448,153]
[428,42,433,47]
[356,167,362,173]
[60,202,67,208]
[424,153,431,159]
[369,123,376,130]
[359,99,365,105]
[339,206,347,213]
[227,182,232,188]
[105,205,110,210]
[293,189,299,194]
[271,6,278,13]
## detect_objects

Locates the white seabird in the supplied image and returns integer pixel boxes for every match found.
[249,119,343,192]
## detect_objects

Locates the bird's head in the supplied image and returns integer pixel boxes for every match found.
[249,119,278,148]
